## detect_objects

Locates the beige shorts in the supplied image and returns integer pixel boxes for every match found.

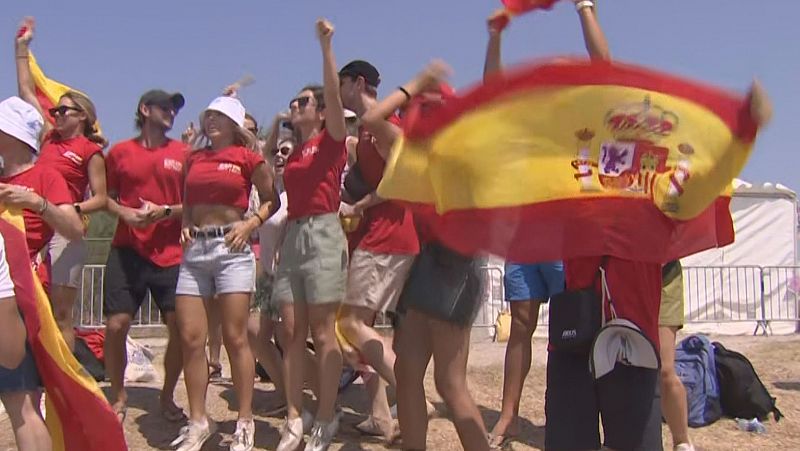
[272,213,348,305]
[48,233,87,289]
[344,249,415,313]
[659,261,685,328]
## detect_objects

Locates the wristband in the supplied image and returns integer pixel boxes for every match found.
[576,0,594,11]
[38,198,49,215]
[398,86,412,101]
[254,212,266,225]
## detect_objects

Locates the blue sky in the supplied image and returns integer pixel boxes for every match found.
[1,1,796,191]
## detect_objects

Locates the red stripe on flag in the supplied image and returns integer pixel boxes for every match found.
[404,60,758,143]
[0,217,127,451]
[35,86,57,125]
[401,197,733,264]
[502,0,560,14]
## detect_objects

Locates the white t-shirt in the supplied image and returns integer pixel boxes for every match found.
[257,191,289,275]
[0,234,16,299]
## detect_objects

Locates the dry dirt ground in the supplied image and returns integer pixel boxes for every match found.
[1,334,798,450]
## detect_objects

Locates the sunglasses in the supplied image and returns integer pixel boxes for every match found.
[289,96,313,110]
[272,146,292,156]
[48,105,82,117]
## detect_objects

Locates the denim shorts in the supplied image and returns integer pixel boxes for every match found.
[504,261,565,302]
[176,233,256,298]
[0,342,41,394]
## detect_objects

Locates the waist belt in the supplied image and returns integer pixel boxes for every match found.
[189,225,233,239]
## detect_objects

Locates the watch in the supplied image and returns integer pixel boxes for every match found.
[163,205,172,218]
[73,202,82,214]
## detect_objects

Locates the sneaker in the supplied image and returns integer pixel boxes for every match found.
[304,417,340,451]
[230,418,255,451]
[276,416,304,451]
[170,418,216,451]
[675,443,696,451]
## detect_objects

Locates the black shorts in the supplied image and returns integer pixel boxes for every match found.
[397,243,485,326]
[103,247,179,317]
[544,347,663,451]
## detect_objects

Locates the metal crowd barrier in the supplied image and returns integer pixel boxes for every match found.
[74,263,800,335]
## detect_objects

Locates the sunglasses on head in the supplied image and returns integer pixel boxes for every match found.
[48,105,82,117]
[289,96,313,109]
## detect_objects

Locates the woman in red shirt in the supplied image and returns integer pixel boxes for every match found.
[262,19,349,451]
[172,95,277,451]
[15,18,108,351]
[0,97,84,280]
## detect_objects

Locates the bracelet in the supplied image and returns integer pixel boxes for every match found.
[38,198,49,215]
[254,212,266,225]
[398,86,412,101]
[576,0,594,11]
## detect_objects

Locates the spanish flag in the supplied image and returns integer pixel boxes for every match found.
[0,208,127,451]
[27,51,101,133]
[378,59,759,264]
[489,0,560,31]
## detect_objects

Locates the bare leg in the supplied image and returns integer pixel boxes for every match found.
[431,317,489,451]
[219,292,256,420]
[160,311,184,417]
[0,391,52,451]
[491,300,541,441]
[175,295,209,422]
[104,312,133,417]
[394,309,433,450]
[283,300,308,421]
[206,296,223,375]
[338,304,397,387]
[660,326,691,447]
[307,302,342,423]
[248,313,285,396]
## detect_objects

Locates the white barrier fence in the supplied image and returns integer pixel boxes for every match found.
[73,264,800,336]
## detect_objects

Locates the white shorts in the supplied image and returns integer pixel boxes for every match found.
[48,233,87,289]
[176,234,256,298]
[344,249,415,313]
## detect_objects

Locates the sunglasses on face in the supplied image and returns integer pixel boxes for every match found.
[48,105,82,117]
[289,96,313,110]
[272,146,292,156]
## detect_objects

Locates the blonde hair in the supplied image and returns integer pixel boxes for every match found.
[61,91,108,148]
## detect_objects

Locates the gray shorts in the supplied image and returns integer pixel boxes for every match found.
[176,233,256,299]
[48,233,87,288]
[273,213,348,305]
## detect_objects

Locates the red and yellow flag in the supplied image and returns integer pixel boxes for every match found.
[0,208,126,451]
[27,51,102,133]
[490,0,560,31]
[378,59,759,264]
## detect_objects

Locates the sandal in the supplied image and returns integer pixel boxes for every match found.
[208,363,223,382]
[488,432,517,450]
[113,405,128,424]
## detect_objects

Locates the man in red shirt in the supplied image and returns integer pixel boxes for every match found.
[103,90,187,422]
[337,59,421,439]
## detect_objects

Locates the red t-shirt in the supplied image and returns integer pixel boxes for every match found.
[105,139,187,267]
[283,129,346,220]
[37,133,103,203]
[353,123,419,255]
[184,146,265,210]
[0,165,72,259]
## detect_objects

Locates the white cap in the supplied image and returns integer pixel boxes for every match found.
[205,96,246,128]
[0,97,43,153]
[344,109,357,119]
[590,318,659,379]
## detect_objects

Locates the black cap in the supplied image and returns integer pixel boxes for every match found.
[138,89,185,111]
[339,60,380,88]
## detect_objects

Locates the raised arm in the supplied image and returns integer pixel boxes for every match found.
[316,18,347,142]
[14,17,52,134]
[361,61,452,156]
[484,9,507,80]
[575,1,610,60]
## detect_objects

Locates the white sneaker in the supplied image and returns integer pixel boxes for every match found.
[304,415,340,451]
[675,443,696,451]
[170,418,216,451]
[276,416,304,451]
[230,418,255,451]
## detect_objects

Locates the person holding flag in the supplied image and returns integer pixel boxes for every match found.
[14,17,109,352]
[482,1,608,447]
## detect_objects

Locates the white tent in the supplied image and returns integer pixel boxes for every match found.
[682,179,799,335]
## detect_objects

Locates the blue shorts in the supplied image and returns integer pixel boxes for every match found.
[504,261,565,302]
[0,343,41,394]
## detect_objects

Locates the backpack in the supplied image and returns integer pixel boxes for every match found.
[712,341,783,422]
[674,335,722,427]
